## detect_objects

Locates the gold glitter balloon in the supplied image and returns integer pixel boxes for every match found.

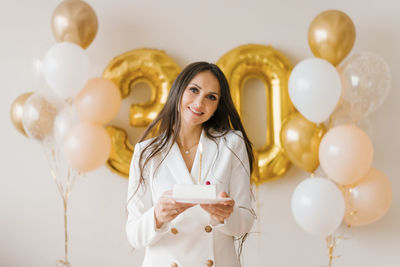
[22,93,57,142]
[217,44,294,184]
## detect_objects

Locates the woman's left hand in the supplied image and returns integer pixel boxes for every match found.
[200,192,234,223]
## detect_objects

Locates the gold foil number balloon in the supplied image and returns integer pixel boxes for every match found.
[51,0,98,49]
[217,44,294,184]
[103,48,181,177]
[103,46,292,181]
[308,10,356,66]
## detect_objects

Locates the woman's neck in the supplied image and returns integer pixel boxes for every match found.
[178,124,202,147]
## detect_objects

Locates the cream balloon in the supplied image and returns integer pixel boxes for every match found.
[343,168,392,227]
[319,124,373,185]
[291,177,345,236]
[63,122,111,172]
[288,58,341,123]
[75,78,121,124]
[42,42,90,98]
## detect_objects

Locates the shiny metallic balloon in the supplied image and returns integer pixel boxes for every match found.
[51,0,98,49]
[308,10,356,66]
[217,44,294,184]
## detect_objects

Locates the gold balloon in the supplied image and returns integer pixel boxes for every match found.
[10,92,33,137]
[308,10,356,66]
[52,0,98,49]
[103,48,181,177]
[281,113,326,173]
[106,126,133,177]
[217,44,294,185]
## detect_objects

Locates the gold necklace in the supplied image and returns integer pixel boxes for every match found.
[177,141,198,155]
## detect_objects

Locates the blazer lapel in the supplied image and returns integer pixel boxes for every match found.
[165,142,195,185]
[191,129,218,184]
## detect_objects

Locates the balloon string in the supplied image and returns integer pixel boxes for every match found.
[328,115,333,129]
[47,147,79,267]
[64,195,69,263]
[323,224,352,267]
[325,235,336,267]
[256,185,261,256]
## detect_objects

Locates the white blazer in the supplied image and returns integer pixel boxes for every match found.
[126,129,255,267]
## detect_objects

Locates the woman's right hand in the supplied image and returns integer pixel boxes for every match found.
[154,190,195,229]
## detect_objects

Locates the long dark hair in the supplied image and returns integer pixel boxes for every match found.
[137,61,254,188]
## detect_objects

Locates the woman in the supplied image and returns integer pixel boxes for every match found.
[127,62,255,267]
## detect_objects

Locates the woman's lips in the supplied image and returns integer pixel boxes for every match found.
[188,106,203,116]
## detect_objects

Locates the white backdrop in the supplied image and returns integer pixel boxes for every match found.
[1,0,399,266]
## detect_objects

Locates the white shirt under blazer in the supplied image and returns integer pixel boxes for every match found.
[126,129,255,267]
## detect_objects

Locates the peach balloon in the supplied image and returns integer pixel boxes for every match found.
[343,168,392,227]
[75,77,121,125]
[63,122,111,172]
[319,124,373,185]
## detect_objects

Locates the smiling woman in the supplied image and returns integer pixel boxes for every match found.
[126,62,256,267]
[179,71,220,129]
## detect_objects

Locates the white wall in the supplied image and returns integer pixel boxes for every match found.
[1,0,399,266]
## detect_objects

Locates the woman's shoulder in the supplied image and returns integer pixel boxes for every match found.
[133,136,159,155]
[134,135,171,161]
[226,129,244,139]
[210,129,244,147]
[135,137,155,148]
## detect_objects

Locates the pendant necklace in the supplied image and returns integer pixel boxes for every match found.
[178,141,198,155]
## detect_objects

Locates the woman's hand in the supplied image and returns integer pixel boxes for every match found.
[154,190,195,229]
[200,192,235,223]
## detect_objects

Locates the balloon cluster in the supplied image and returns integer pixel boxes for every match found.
[289,10,392,241]
[10,0,121,173]
[9,2,119,266]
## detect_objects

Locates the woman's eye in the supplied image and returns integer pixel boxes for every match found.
[189,87,199,93]
[207,95,217,101]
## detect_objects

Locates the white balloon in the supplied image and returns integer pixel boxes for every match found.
[43,42,90,98]
[53,103,80,145]
[291,177,345,237]
[330,100,374,138]
[289,58,341,123]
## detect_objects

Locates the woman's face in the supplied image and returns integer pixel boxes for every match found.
[179,71,221,129]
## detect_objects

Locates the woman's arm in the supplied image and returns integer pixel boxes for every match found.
[126,143,195,248]
[126,143,170,248]
[210,132,255,236]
